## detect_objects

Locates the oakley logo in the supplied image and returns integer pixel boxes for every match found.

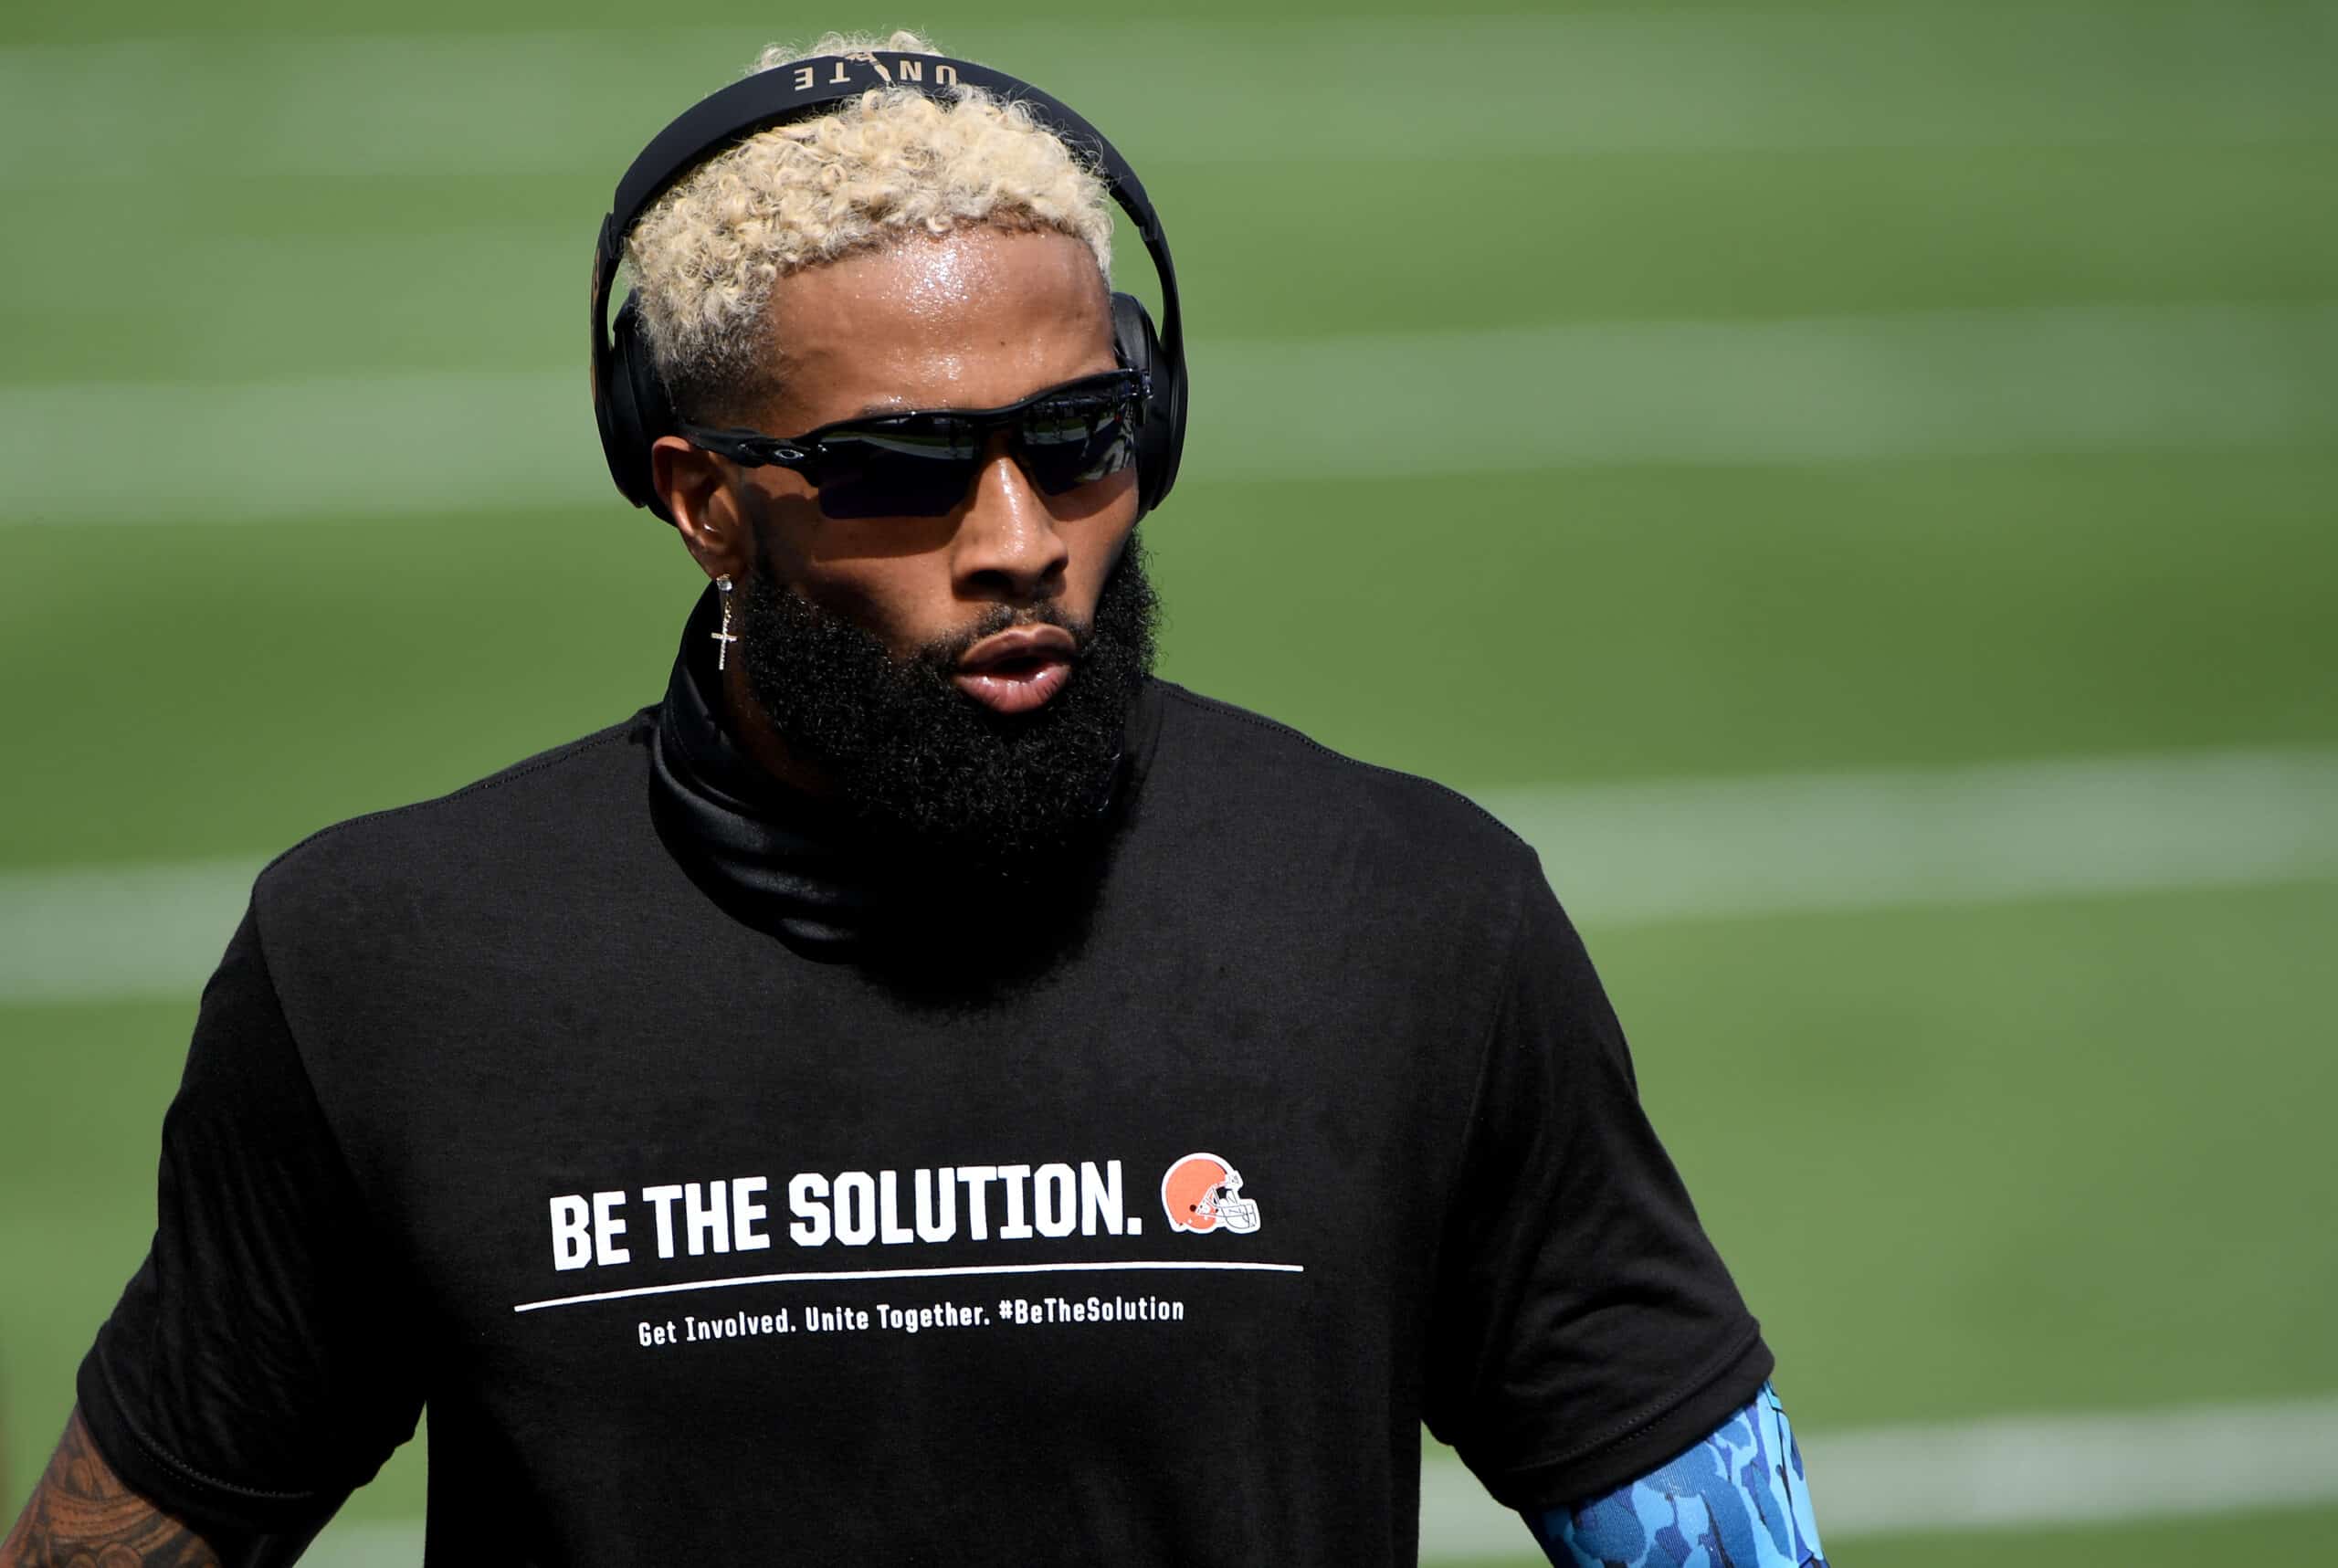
[793,55,960,92]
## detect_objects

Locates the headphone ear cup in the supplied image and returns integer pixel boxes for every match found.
[603,293,680,524]
[1111,291,1182,515]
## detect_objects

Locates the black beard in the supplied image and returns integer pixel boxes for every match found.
[733,532,1160,886]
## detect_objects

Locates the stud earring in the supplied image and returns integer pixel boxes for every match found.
[712,574,738,671]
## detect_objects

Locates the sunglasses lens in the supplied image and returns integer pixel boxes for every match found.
[798,375,1142,518]
[809,427,982,520]
[1018,389,1140,495]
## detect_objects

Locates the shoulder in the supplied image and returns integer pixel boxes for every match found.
[1143,680,1542,900]
[249,709,657,939]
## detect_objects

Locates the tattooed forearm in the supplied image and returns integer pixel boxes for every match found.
[2,1406,221,1568]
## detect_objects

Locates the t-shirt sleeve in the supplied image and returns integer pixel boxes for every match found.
[76,900,426,1539]
[1422,854,1773,1510]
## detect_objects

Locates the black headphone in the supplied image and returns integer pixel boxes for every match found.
[589,51,1188,527]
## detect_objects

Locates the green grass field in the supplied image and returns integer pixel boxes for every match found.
[5,1,2335,1561]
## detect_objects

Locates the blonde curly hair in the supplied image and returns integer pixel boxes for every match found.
[624,30,1117,422]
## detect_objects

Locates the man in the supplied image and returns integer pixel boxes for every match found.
[5,32,1826,1568]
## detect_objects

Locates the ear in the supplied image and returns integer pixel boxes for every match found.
[652,435,752,582]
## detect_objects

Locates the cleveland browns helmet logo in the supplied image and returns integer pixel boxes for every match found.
[1161,1152,1261,1235]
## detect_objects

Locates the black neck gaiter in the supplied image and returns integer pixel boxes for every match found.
[648,586,881,957]
[646,585,1154,966]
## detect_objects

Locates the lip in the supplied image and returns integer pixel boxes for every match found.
[957,625,1078,673]
[953,625,1078,715]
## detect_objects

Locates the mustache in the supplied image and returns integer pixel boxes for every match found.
[729,530,1159,900]
[745,547,1098,681]
[911,601,1092,676]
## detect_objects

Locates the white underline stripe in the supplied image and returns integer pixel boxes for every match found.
[511,1258,1306,1314]
[3,302,2332,524]
[4,746,2333,1005]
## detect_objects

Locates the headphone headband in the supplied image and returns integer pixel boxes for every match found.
[590,51,1186,521]
[610,54,1163,250]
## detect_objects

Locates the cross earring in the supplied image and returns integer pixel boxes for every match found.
[712,575,738,671]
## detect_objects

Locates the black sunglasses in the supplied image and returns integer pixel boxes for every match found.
[677,369,1145,521]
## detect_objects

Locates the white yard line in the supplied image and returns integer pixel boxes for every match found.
[1416,1394,2338,1553]
[3,302,2333,525]
[0,857,262,1007]
[3,747,2333,1006]
[291,1394,2338,1562]
[1473,745,2338,928]
[1198,303,2338,479]
[3,9,2330,184]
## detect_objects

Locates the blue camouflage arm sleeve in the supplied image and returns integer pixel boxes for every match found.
[1524,1382,1828,1568]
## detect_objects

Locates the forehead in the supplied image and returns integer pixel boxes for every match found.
[759,226,1114,426]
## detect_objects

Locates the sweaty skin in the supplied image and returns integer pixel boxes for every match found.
[648,225,1143,797]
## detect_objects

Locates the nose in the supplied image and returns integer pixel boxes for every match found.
[949,437,1070,606]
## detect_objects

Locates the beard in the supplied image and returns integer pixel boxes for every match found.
[733,531,1160,885]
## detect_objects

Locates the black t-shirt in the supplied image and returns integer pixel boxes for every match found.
[79,601,1769,1565]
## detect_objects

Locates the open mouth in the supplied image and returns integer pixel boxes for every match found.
[953,626,1079,714]
[953,658,1071,714]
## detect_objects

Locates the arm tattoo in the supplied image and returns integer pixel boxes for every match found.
[3,1407,222,1568]
[1525,1382,1829,1568]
